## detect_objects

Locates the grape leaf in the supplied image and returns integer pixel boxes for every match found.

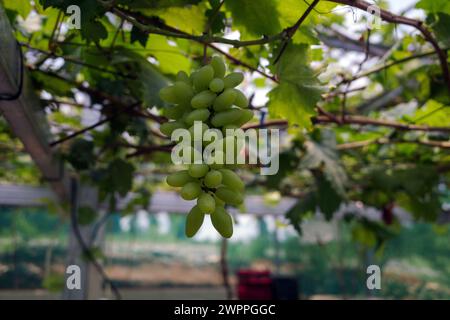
[268,44,324,129]
[301,130,347,197]
[285,192,316,235]
[226,0,281,36]
[131,25,149,47]
[416,0,450,15]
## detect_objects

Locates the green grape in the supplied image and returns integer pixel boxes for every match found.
[159,86,178,104]
[211,56,226,78]
[233,89,249,108]
[188,163,209,178]
[235,109,254,127]
[162,60,253,238]
[166,170,194,187]
[211,108,244,127]
[213,88,237,112]
[160,121,185,136]
[185,109,210,126]
[176,70,190,84]
[219,168,244,191]
[204,170,222,188]
[185,205,204,237]
[209,78,225,93]
[181,181,202,200]
[215,187,243,206]
[193,65,214,91]
[188,122,209,141]
[211,206,233,238]
[173,81,194,102]
[223,72,244,89]
[163,105,185,120]
[197,192,216,214]
[191,90,216,109]
[214,195,225,207]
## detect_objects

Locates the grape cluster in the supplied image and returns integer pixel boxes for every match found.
[159,57,253,238]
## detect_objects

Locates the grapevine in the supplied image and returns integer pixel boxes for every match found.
[160,57,252,238]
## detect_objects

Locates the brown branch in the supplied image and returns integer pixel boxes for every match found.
[273,0,320,64]
[113,7,278,83]
[337,138,450,150]
[242,120,288,130]
[313,114,450,132]
[49,102,141,147]
[329,0,450,93]
[343,48,449,84]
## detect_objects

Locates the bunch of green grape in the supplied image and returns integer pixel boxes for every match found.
[159,56,253,238]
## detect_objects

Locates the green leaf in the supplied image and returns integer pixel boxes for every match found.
[285,192,316,235]
[130,25,149,47]
[78,206,97,225]
[226,0,281,36]
[145,35,191,75]
[42,273,65,292]
[416,0,450,15]
[428,13,450,46]
[117,0,201,9]
[111,47,168,106]
[268,44,323,129]
[143,4,207,34]
[316,173,342,220]
[3,0,32,18]
[66,139,95,171]
[98,158,135,197]
[301,130,347,197]
[80,20,108,43]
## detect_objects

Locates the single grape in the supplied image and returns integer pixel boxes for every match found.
[223,72,244,89]
[185,109,210,126]
[219,168,244,191]
[234,109,254,127]
[211,206,233,238]
[185,205,204,237]
[193,65,214,91]
[188,163,209,178]
[204,170,222,188]
[197,192,216,214]
[160,121,186,136]
[166,170,194,187]
[215,187,243,206]
[211,56,226,78]
[163,105,185,120]
[209,78,225,93]
[211,108,244,127]
[213,88,237,112]
[159,86,178,104]
[181,181,202,200]
[191,90,216,109]
[233,89,249,108]
[176,70,190,84]
[173,81,194,102]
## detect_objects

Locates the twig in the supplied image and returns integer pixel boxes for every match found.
[49,102,141,147]
[337,137,450,150]
[329,0,450,93]
[313,114,450,132]
[273,0,320,64]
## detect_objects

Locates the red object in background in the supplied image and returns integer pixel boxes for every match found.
[237,269,273,300]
